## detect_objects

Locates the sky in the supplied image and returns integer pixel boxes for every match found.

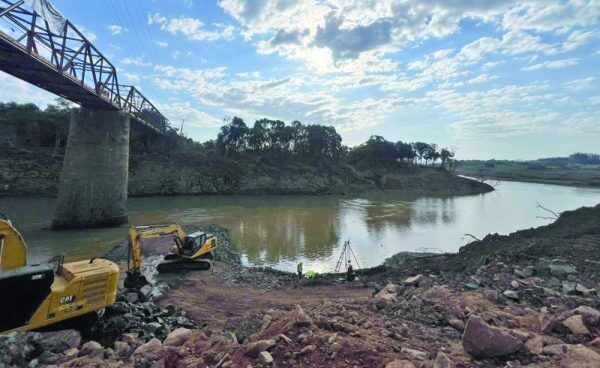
[0,0,599,159]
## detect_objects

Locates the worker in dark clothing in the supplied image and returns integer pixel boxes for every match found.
[297,262,303,280]
[346,261,355,282]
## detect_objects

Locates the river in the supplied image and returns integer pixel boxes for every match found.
[1,180,600,273]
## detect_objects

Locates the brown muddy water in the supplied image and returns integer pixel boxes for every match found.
[2,180,600,273]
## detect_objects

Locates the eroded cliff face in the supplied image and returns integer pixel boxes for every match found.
[0,148,62,196]
[0,147,492,197]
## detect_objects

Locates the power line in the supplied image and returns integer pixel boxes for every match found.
[120,0,169,104]
[100,0,167,105]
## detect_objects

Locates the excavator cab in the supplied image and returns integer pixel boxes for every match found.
[179,232,210,257]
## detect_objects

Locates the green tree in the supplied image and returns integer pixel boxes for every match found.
[44,98,72,153]
[217,117,249,156]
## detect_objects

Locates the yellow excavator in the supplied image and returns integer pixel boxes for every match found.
[126,224,218,282]
[0,220,217,335]
[0,218,120,335]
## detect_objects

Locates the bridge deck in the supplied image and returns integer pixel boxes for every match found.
[0,30,117,111]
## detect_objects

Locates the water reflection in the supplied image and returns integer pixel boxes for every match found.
[222,206,341,265]
[1,180,600,273]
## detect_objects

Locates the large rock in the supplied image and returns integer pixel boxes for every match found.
[292,304,313,327]
[543,344,600,368]
[562,315,590,335]
[39,330,81,353]
[132,338,162,358]
[548,261,577,279]
[385,360,416,368]
[258,351,273,365]
[79,341,103,357]
[576,284,596,296]
[433,351,456,368]
[573,305,600,325]
[163,328,192,347]
[404,274,424,286]
[503,290,519,301]
[560,345,600,368]
[448,318,465,332]
[462,315,524,358]
[525,336,544,355]
[245,339,277,358]
[375,283,398,302]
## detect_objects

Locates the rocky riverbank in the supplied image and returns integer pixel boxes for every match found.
[0,147,492,197]
[2,205,599,367]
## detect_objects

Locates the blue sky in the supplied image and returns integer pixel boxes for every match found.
[0,0,599,159]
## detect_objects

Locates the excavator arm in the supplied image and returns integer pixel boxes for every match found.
[127,225,186,273]
[0,219,27,271]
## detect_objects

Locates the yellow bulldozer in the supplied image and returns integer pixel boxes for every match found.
[0,219,217,335]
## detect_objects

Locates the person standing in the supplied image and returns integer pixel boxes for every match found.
[297,262,303,280]
[346,261,355,282]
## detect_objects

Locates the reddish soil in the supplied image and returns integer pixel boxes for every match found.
[158,261,371,328]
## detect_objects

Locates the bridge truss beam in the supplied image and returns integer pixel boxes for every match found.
[0,0,167,133]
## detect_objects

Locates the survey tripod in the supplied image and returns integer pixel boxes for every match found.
[334,240,361,273]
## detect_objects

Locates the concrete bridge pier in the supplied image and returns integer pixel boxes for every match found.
[52,107,130,229]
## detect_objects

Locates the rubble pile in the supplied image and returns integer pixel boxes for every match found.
[89,287,198,346]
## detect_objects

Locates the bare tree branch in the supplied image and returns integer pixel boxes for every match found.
[464,233,481,242]
[536,201,559,219]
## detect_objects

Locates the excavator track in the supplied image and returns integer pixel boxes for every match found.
[156,259,212,273]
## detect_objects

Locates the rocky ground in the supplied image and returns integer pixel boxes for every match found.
[1,205,599,367]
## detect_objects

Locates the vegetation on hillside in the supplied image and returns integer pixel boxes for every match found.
[1,101,455,172]
[457,156,600,188]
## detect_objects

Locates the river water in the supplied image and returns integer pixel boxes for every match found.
[2,180,600,273]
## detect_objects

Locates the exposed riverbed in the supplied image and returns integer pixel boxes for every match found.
[1,180,599,273]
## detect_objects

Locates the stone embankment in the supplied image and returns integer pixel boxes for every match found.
[0,147,492,197]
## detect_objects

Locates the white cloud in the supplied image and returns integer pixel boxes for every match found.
[218,0,596,73]
[122,57,152,67]
[108,24,127,35]
[522,58,579,71]
[157,101,222,128]
[561,112,600,134]
[561,29,600,52]
[564,77,597,91]
[481,60,505,71]
[148,63,394,132]
[73,25,97,42]
[156,41,168,48]
[501,1,600,33]
[121,71,142,84]
[0,72,58,108]
[467,74,499,85]
[148,13,235,41]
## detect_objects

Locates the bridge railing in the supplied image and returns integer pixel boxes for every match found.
[119,85,167,132]
[0,0,167,133]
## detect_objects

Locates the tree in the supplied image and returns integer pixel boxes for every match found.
[412,142,430,165]
[423,143,440,165]
[395,141,416,163]
[440,147,455,170]
[44,98,72,153]
[217,117,248,156]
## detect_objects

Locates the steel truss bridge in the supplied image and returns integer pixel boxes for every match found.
[0,0,167,133]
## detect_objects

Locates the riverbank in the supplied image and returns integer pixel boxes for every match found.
[3,204,599,367]
[0,147,492,197]
[456,160,600,188]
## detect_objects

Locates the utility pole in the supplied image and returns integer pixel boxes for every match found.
[179,119,185,136]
